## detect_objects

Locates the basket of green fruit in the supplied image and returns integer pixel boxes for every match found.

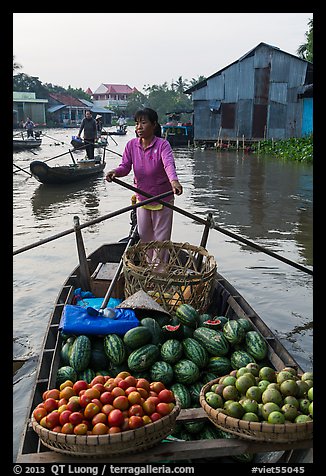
[199,365,313,442]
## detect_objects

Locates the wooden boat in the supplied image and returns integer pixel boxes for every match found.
[13,137,42,150]
[102,125,127,136]
[29,158,106,185]
[15,211,312,464]
[162,112,193,146]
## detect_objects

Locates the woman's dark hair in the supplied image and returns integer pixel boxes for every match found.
[134,108,161,137]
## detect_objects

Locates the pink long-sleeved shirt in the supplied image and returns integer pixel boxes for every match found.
[114,137,179,204]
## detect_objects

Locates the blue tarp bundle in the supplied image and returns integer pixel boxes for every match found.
[59,297,139,335]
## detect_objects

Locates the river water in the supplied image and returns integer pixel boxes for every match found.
[12,127,313,460]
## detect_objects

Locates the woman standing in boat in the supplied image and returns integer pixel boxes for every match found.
[106,108,183,246]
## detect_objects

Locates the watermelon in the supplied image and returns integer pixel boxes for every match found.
[183,420,206,434]
[104,334,126,366]
[181,324,195,338]
[123,326,152,350]
[198,313,212,326]
[197,424,221,439]
[223,319,245,345]
[89,338,110,370]
[127,344,160,372]
[170,383,191,409]
[162,324,183,340]
[140,317,163,345]
[60,340,74,366]
[69,335,91,372]
[150,361,174,385]
[78,368,96,383]
[193,327,229,356]
[188,382,204,404]
[201,319,224,330]
[173,359,200,384]
[237,318,253,332]
[56,366,77,386]
[182,338,209,368]
[160,339,183,364]
[200,371,218,384]
[230,350,256,369]
[175,304,199,328]
[207,356,232,376]
[245,330,268,360]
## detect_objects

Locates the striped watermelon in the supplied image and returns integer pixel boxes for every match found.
[237,318,253,332]
[181,337,209,368]
[150,361,174,385]
[127,344,160,372]
[193,327,229,356]
[123,326,152,349]
[140,317,163,345]
[69,335,91,372]
[207,356,232,376]
[183,420,206,434]
[170,383,191,409]
[188,382,204,404]
[230,350,256,369]
[175,304,199,328]
[223,319,245,345]
[104,334,126,366]
[60,339,74,366]
[245,330,268,360]
[160,339,183,364]
[56,366,77,386]
[173,359,200,384]
[78,368,96,383]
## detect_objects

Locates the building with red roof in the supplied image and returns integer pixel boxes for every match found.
[91,84,138,110]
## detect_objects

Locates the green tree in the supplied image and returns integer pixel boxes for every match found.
[13,73,49,99]
[13,55,22,73]
[297,18,313,62]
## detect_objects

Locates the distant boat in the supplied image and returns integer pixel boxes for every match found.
[13,133,42,151]
[30,158,106,185]
[162,111,193,146]
[102,125,127,136]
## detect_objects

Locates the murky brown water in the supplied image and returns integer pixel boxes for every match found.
[13,127,313,459]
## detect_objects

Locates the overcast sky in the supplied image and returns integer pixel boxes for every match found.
[13,13,313,93]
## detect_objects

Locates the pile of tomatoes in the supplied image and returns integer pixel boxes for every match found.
[32,371,176,435]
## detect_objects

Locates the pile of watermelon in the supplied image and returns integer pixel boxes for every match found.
[57,303,270,414]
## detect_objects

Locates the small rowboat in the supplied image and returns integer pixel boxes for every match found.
[29,158,105,185]
[15,206,312,463]
[13,137,42,150]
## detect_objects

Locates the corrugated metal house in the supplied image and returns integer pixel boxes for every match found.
[184,43,313,143]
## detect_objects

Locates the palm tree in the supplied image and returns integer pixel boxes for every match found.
[297,18,313,62]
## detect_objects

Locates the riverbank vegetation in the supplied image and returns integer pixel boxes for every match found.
[252,135,313,163]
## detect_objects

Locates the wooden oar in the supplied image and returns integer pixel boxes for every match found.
[13,163,33,177]
[110,177,313,276]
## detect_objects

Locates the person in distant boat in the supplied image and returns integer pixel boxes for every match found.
[117,115,126,131]
[106,108,182,261]
[95,114,103,139]
[24,117,35,138]
[77,110,97,160]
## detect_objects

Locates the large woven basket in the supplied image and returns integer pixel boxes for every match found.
[31,401,180,457]
[122,241,217,315]
[199,378,313,443]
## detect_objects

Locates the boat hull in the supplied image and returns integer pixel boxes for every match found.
[13,139,42,150]
[29,160,106,184]
[16,240,312,463]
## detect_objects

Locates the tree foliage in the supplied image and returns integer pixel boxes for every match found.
[297,18,313,62]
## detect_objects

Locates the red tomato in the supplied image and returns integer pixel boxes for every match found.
[59,386,75,400]
[46,389,60,400]
[59,410,72,426]
[125,386,137,396]
[121,418,129,431]
[58,398,68,407]
[73,380,89,394]
[147,395,160,406]
[43,398,58,413]
[84,388,100,400]
[136,378,151,392]
[100,391,114,405]
[91,398,103,410]
[92,412,107,426]
[52,425,62,432]
[66,396,81,412]
[142,415,152,425]
[39,416,50,428]
[73,423,88,435]
[84,403,100,419]
[127,391,142,405]
[61,422,74,434]
[124,375,137,387]
[59,380,74,391]
[45,411,60,429]
[118,379,129,390]
[79,394,92,408]
[69,411,83,426]
[150,381,165,393]
[92,383,106,394]
[108,409,124,427]
[92,422,108,434]
[116,371,130,379]
[128,415,143,429]
[137,387,149,399]
[158,389,175,403]
[150,412,162,422]
[156,402,173,416]
[33,407,47,422]
[142,399,156,415]
[113,396,129,411]
[90,375,106,386]
[111,387,125,398]
[101,404,114,415]
[128,404,144,417]
[109,426,121,434]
